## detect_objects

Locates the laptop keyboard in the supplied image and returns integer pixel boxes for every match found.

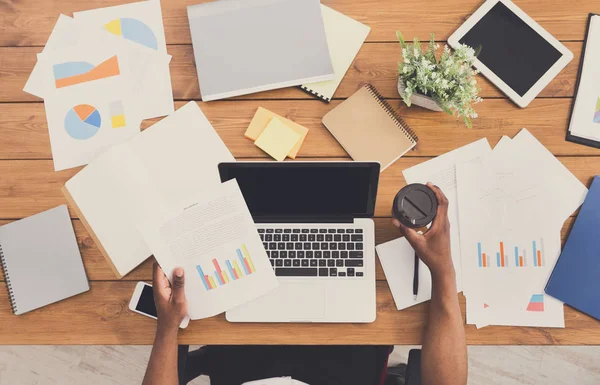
[259,228,364,278]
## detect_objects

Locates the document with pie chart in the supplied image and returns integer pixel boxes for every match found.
[43,74,141,171]
[23,14,174,120]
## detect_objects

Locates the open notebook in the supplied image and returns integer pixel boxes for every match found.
[63,102,234,278]
[322,84,418,171]
[0,205,89,315]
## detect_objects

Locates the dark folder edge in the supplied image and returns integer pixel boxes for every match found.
[565,13,600,149]
[545,176,598,320]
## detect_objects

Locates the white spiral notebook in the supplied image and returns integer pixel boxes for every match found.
[0,205,89,315]
[300,5,371,102]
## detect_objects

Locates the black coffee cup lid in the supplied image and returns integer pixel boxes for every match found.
[393,183,438,228]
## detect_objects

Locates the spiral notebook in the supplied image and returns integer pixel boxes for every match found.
[322,84,418,171]
[0,205,89,315]
[299,5,370,102]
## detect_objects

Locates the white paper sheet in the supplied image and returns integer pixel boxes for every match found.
[73,0,168,53]
[24,14,173,120]
[376,237,433,310]
[138,180,279,320]
[402,138,492,291]
[65,102,234,278]
[507,129,588,224]
[41,47,142,171]
[457,129,587,328]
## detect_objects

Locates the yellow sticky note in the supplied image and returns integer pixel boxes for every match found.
[245,107,308,158]
[254,118,302,161]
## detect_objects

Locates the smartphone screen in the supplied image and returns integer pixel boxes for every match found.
[136,285,158,317]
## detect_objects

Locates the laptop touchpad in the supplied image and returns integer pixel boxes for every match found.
[279,283,326,321]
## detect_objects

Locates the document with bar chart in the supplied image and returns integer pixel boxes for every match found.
[455,132,581,328]
[138,180,279,320]
[196,245,257,291]
[475,239,547,269]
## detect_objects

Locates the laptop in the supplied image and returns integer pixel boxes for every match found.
[219,162,380,323]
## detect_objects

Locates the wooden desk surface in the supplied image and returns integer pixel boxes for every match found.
[1,0,599,345]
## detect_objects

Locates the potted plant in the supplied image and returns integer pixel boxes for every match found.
[397,32,482,128]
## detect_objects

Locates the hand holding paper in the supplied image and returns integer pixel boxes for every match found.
[138,180,279,320]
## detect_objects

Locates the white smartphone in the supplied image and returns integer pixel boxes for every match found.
[129,282,190,329]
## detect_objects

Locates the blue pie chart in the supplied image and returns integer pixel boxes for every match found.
[64,104,101,140]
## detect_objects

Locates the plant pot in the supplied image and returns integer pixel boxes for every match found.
[397,78,444,112]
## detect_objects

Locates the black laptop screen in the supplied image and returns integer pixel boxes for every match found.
[219,163,379,220]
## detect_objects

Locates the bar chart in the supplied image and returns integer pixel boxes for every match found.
[196,244,257,291]
[477,239,545,268]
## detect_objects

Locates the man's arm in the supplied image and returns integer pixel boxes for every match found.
[394,183,467,385]
[142,264,188,385]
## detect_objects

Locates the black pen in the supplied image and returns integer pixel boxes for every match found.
[413,252,419,300]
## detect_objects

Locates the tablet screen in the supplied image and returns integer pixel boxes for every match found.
[458,2,562,96]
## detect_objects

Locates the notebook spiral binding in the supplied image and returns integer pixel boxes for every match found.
[365,84,418,143]
[299,85,331,103]
[0,243,17,314]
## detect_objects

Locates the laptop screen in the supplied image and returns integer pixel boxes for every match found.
[218,162,380,220]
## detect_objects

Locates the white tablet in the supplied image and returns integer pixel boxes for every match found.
[448,0,573,107]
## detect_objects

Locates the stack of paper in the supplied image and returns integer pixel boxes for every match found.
[64,102,235,279]
[378,139,492,310]
[24,1,173,171]
[457,129,587,328]
[245,107,309,161]
[379,130,587,328]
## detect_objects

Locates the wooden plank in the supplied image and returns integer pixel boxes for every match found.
[0,157,595,220]
[0,280,598,345]
[2,42,582,103]
[2,99,600,160]
[1,0,597,46]
[0,217,576,282]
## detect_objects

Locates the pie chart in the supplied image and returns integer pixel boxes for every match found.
[105,18,158,50]
[64,104,101,140]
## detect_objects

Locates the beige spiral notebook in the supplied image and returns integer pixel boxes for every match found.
[322,84,418,171]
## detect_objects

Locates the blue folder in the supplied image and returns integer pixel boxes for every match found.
[546,176,600,320]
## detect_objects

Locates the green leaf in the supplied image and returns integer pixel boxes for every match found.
[428,33,437,64]
[396,31,407,49]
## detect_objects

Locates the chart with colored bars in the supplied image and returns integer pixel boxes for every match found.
[594,97,600,124]
[53,56,120,89]
[196,245,256,291]
[526,294,545,312]
[477,240,545,268]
